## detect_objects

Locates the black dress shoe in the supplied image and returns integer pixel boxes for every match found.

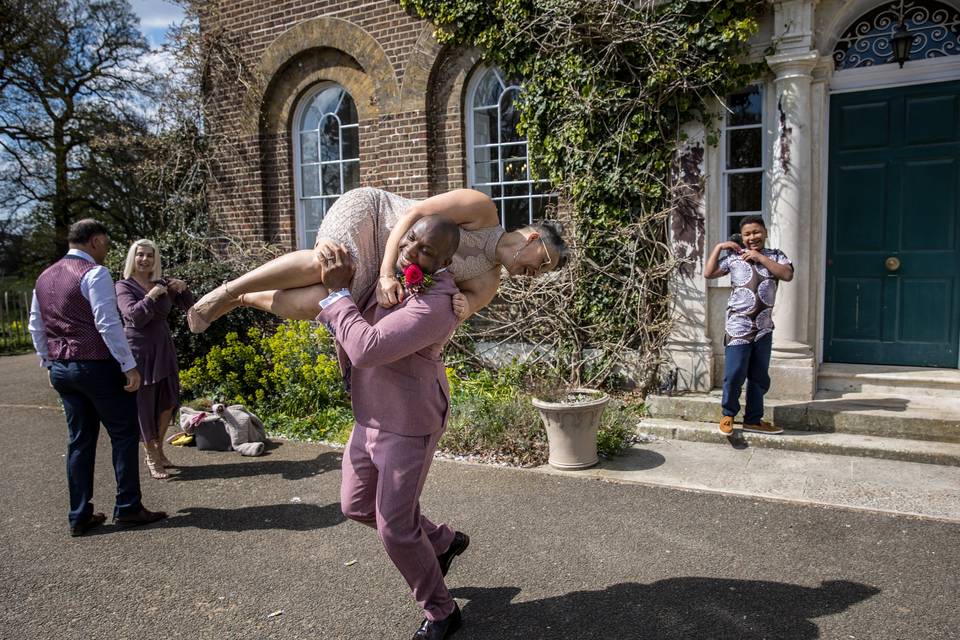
[412,603,461,639]
[437,531,470,577]
[114,507,167,529]
[70,512,106,537]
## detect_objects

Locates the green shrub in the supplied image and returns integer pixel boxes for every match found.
[179,320,352,441]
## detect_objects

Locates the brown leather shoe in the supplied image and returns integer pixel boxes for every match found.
[718,416,735,436]
[70,512,106,537]
[743,421,783,435]
[114,508,168,529]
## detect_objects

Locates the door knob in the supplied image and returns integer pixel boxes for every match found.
[885,256,901,272]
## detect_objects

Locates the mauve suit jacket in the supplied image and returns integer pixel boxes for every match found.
[318,270,459,437]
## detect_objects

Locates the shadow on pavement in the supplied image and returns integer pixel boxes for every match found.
[605,447,666,471]
[168,449,342,482]
[452,578,880,639]
[160,502,347,532]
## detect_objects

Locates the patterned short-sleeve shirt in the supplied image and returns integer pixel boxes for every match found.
[717,248,793,346]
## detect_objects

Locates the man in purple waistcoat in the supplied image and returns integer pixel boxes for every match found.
[28,219,167,536]
[318,216,470,640]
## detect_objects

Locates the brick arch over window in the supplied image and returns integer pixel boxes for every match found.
[420,43,483,193]
[259,16,400,113]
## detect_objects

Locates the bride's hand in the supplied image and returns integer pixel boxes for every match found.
[377,275,404,308]
[452,293,469,320]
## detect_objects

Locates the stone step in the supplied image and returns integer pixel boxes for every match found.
[646,392,960,444]
[818,363,960,398]
[636,418,960,467]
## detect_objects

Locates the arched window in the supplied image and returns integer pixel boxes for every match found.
[833,1,960,70]
[293,84,360,248]
[466,66,557,231]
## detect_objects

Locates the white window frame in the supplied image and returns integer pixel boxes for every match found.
[292,83,360,249]
[719,84,768,242]
[464,65,557,230]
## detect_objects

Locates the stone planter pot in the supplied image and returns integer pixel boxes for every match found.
[532,389,610,470]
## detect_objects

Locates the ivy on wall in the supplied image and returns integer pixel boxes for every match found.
[401,0,768,389]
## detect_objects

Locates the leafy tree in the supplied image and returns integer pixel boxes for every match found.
[0,0,152,260]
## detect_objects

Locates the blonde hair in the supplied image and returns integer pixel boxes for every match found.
[123,239,163,280]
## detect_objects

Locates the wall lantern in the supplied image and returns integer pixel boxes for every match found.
[890,21,915,68]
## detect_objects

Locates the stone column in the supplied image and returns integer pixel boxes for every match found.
[765,51,819,360]
[762,50,820,400]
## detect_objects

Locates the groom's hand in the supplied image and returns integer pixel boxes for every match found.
[322,244,355,291]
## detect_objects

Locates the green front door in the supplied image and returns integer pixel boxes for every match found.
[826,80,960,368]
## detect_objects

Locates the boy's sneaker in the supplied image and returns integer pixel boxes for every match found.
[743,421,783,435]
[718,416,734,436]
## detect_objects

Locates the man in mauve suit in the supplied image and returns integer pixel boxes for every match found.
[28,219,167,536]
[318,216,470,640]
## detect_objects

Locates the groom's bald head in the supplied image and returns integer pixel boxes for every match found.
[398,215,461,274]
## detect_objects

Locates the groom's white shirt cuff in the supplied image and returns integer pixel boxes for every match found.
[319,288,351,309]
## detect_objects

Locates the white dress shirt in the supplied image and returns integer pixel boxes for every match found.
[28,249,137,372]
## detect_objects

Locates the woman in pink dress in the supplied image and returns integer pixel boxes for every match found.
[116,240,194,479]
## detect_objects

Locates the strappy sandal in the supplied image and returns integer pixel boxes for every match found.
[144,446,169,480]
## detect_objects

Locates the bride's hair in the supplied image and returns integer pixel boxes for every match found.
[527,220,569,271]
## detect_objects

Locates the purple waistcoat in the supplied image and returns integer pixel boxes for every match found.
[34,255,112,361]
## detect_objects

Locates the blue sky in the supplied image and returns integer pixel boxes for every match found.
[130,0,185,47]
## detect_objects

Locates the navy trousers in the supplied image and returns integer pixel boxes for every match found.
[49,360,143,526]
[721,333,773,424]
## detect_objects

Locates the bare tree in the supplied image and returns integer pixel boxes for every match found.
[0,0,152,257]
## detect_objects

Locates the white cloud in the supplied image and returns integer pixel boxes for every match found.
[130,0,185,30]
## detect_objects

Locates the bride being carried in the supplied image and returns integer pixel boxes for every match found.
[187,187,567,331]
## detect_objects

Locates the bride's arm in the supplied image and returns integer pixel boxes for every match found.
[378,189,499,306]
[452,268,501,321]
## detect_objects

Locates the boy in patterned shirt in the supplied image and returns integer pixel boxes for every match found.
[704,215,794,436]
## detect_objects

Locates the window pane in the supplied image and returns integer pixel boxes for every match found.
[300,132,319,163]
[321,164,341,196]
[320,115,340,162]
[726,88,762,127]
[303,198,325,229]
[474,161,500,184]
[313,88,342,120]
[504,183,529,199]
[341,125,359,160]
[337,92,358,124]
[503,197,530,231]
[503,159,527,182]
[343,160,359,191]
[474,146,497,164]
[301,165,320,197]
[727,128,762,170]
[473,69,503,108]
[500,88,521,143]
[502,143,525,162]
[474,108,498,145]
[728,172,762,212]
[302,103,322,131]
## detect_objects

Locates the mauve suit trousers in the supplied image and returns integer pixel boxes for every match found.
[341,423,456,621]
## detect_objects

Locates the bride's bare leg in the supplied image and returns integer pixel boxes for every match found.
[240,284,330,321]
[189,250,326,331]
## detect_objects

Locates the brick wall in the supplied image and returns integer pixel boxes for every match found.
[203,0,475,248]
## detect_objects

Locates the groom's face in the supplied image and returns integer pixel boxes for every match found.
[397,218,456,275]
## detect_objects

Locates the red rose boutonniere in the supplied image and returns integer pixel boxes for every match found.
[398,264,434,295]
